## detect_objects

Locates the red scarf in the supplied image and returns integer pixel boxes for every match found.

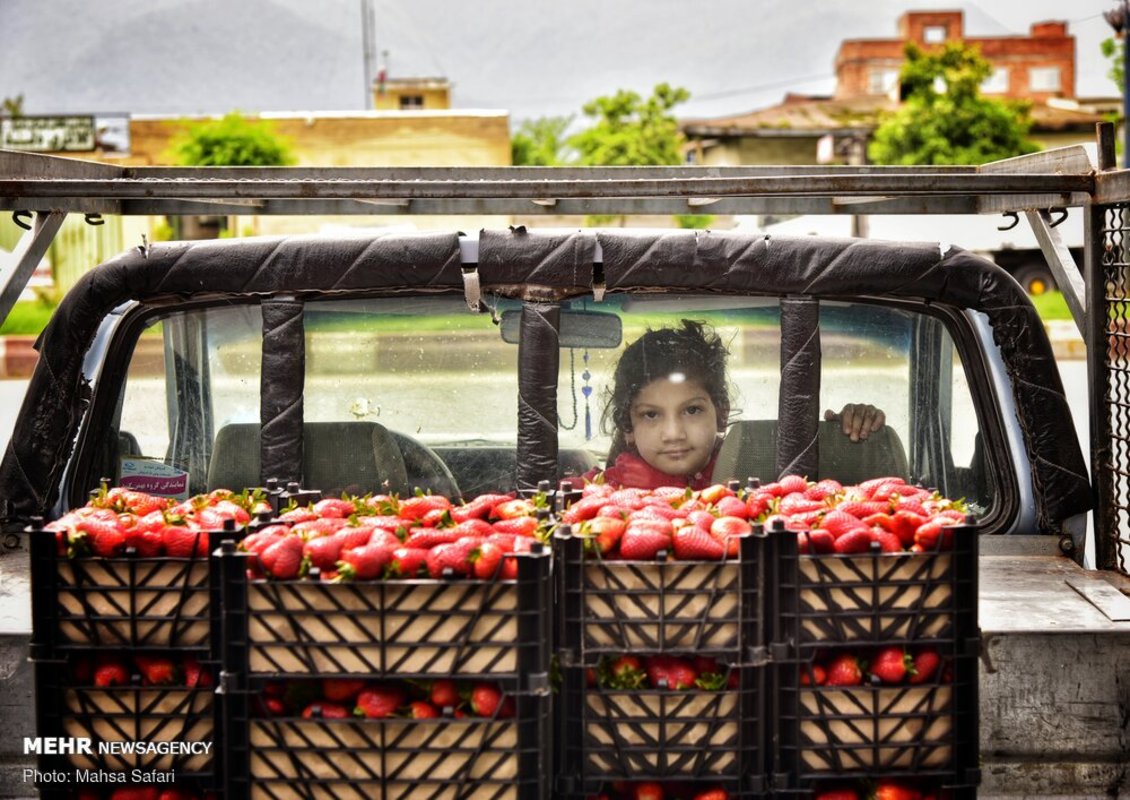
[585,450,719,491]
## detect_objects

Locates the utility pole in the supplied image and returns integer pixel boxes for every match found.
[1104,0,1130,166]
[361,0,377,109]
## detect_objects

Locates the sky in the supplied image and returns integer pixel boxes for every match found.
[0,0,1122,125]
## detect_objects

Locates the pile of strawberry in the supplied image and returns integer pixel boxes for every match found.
[240,492,546,581]
[814,779,951,800]
[70,652,214,689]
[46,487,265,558]
[561,476,968,561]
[591,654,734,692]
[585,782,730,800]
[256,677,515,720]
[800,646,947,688]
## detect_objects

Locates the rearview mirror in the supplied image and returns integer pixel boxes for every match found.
[500,309,622,348]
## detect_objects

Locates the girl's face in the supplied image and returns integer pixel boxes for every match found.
[625,375,720,478]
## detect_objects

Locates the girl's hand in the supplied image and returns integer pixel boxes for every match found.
[823,404,885,442]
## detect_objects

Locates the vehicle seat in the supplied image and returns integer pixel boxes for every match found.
[712,419,909,486]
[207,421,411,497]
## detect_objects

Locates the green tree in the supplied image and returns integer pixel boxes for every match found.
[511,115,574,166]
[169,112,295,167]
[569,83,690,166]
[869,42,1039,165]
[2,94,24,117]
[1102,37,1124,92]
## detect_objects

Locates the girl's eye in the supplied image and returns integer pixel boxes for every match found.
[640,410,659,421]
[685,405,704,416]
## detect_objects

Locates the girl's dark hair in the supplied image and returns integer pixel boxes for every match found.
[602,319,731,459]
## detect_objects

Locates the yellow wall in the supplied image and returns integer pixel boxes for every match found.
[373,85,451,110]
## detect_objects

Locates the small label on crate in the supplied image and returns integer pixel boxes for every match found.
[118,458,190,499]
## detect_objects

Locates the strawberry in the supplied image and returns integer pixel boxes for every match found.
[404,527,461,550]
[619,520,673,560]
[469,683,504,716]
[645,655,697,690]
[579,516,626,555]
[259,534,305,580]
[109,789,160,800]
[450,518,494,539]
[822,510,868,539]
[779,494,826,515]
[709,515,751,555]
[93,659,130,687]
[410,701,441,719]
[673,525,725,560]
[292,517,350,539]
[82,516,128,558]
[870,646,913,684]
[135,655,178,686]
[778,475,809,494]
[471,541,505,579]
[429,678,461,709]
[807,529,835,554]
[890,510,926,548]
[323,678,367,703]
[163,525,205,559]
[813,789,860,800]
[561,494,610,524]
[873,780,922,800]
[832,528,875,554]
[492,498,536,520]
[914,519,956,551]
[836,499,892,519]
[183,656,213,688]
[746,493,772,520]
[123,519,165,557]
[634,782,664,800]
[301,701,351,719]
[858,475,904,498]
[609,488,648,509]
[426,542,472,578]
[386,546,429,578]
[337,541,393,581]
[491,516,540,538]
[874,531,904,553]
[278,507,318,524]
[260,696,287,716]
[355,685,404,718]
[805,479,843,500]
[908,647,942,684]
[303,535,344,572]
[692,789,729,800]
[800,664,828,686]
[602,655,646,689]
[698,484,734,504]
[156,789,196,800]
[334,525,376,552]
[312,497,358,518]
[824,653,864,686]
[398,494,452,521]
[449,493,507,523]
[241,524,289,555]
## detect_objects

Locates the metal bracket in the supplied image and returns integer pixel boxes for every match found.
[0,210,66,328]
[1024,209,1086,335]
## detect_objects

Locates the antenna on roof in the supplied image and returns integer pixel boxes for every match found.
[361,0,377,110]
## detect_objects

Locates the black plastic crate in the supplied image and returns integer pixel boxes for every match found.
[28,526,233,653]
[554,528,766,663]
[230,690,548,800]
[557,663,763,786]
[220,542,552,678]
[770,522,979,648]
[31,657,221,787]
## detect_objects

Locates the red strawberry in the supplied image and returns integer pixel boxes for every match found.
[449,493,510,523]
[110,789,160,800]
[451,519,494,539]
[278,507,318,524]
[779,494,826,515]
[890,510,926,548]
[709,515,751,556]
[824,653,864,686]
[836,499,892,519]
[778,475,809,495]
[471,541,505,579]
[156,789,196,800]
[93,659,130,687]
[469,683,504,716]
[163,525,205,559]
[800,664,828,686]
[645,655,697,690]
[908,647,942,684]
[813,789,860,800]
[323,678,367,703]
[491,516,539,538]
[805,479,843,500]
[873,780,922,800]
[858,475,904,498]
[135,655,178,686]
[672,525,725,560]
[493,498,536,520]
[183,656,213,688]
[410,701,441,719]
[386,546,429,578]
[603,655,646,689]
[312,497,358,518]
[82,516,128,558]
[260,696,287,717]
[292,517,350,539]
[426,542,472,578]
[746,493,772,520]
[874,531,904,553]
[355,685,404,718]
[404,527,461,550]
[693,789,729,800]
[715,495,749,520]
[619,520,673,560]
[334,525,376,552]
[807,529,835,554]
[634,782,664,800]
[561,494,610,524]
[579,516,626,555]
[260,535,305,580]
[337,541,393,581]
[430,678,461,709]
[301,701,351,719]
[398,494,452,521]
[914,520,956,551]
[303,535,344,572]
[870,646,913,684]
[832,528,875,554]
[822,510,868,539]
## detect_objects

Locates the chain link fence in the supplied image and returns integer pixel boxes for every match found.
[1099,204,1130,575]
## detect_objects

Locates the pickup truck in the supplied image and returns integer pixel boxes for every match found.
[0,145,1128,798]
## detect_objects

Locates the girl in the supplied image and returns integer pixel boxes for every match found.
[589,320,884,490]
